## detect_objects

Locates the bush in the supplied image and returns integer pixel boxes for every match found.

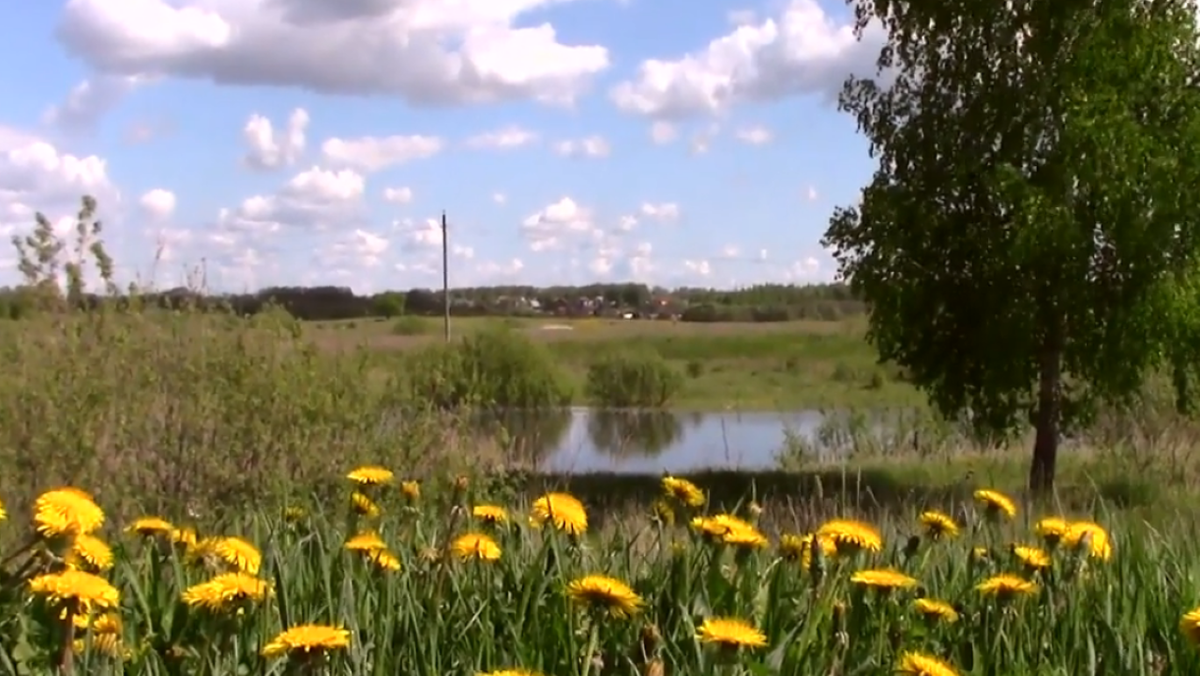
[584,351,683,408]
[405,328,572,409]
[392,315,430,335]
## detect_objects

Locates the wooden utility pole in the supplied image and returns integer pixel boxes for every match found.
[441,210,450,342]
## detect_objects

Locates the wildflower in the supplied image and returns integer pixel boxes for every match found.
[651,499,676,525]
[566,574,644,619]
[366,549,401,571]
[1063,521,1111,560]
[722,524,768,550]
[850,568,919,590]
[973,489,1016,519]
[211,537,262,574]
[182,572,272,612]
[913,598,959,623]
[473,505,508,525]
[71,535,114,572]
[73,632,125,658]
[29,569,119,612]
[1035,517,1070,545]
[897,651,959,676]
[73,613,124,657]
[0,497,5,521]
[400,481,421,501]
[34,488,105,538]
[696,617,767,649]
[816,519,883,553]
[1012,545,1051,571]
[919,511,958,540]
[661,476,705,507]
[477,670,545,676]
[351,492,381,518]
[345,531,387,552]
[690,514,760,546]
[261,624,351,660]
[127,517,173,537]
[779,533,837,568]
[530,492,588,536]
[171,527,197,548]
[284,506,307,523]
[452,533,502,562]
[1180,607,1200,645]
[347,465,394,486]
[976,574,1038,599]
[971,546,990,561]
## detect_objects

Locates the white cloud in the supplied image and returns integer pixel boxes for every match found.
[57,0,610,108]
[785,256,821,280]
[735,125,772,145]
[466,126,538,149]
[639,202,679,222]
[0,129,116,240]
[610,0,882,118]
[629,241,654,278]
[383,186,413,204]
[649,121,677,144]
[616,215,637,232]
[475,257,525,279]
[43,74,150,132]
[139,188,176,219]
[492,191,507,204]
[217,166,365,237]
[321,134,442,172]
[522,196,592,251]
[553,136,610,158]
[805,185,819,201]
[727,9,757,25]
[324,228,390,268]
[243,108,308,170]
[684,259,711,276]
[720,244,740,258]
[396,216,443,249]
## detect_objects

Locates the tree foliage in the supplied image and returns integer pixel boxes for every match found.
[823,0,1200,491]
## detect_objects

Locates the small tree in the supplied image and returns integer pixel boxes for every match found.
[824,0,1200,492]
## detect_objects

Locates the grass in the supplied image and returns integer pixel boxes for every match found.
[309,316,918,410]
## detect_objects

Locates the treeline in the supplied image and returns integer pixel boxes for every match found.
[0,282,865,323]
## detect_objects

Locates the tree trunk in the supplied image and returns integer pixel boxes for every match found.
[1029,339,1062,495]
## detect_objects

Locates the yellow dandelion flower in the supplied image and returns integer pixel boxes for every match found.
[1180,608,1200,645]
[897,651,959,676]
[71,535,114,572]
[345,531,387,552]
[689,514,759,544]
[651,499,676,525]
[530,492,588,536]
[452,533,502,562]
[211,537,261,574]
[262,624,351,659]
[661,476,705,507]
[74,612,121,634]
[973,489,1016,519]
[29,569,119,611]
[1063,521,1111,560]
[182,572,272,612]
[0,497,5,521]
[696,617,767,649]
[284,506,307,523]
[722,523,768,549]
[171,527,197,548]
[976,574,1038,598]
[73,632,125,658]
[919,511,958,539]
[778,533,838,568]
[816,519,883,553]
[1012,545,1051,570]
[366,549,401,571]
[566,574,643,619]
[851,568,919,590]
[347,465,394,486]
[472,505,509,525]
[350,492,381,518]
[913,598,959,623]
[971,546,990,561]
[477,670,545,676]
[1035,517,1070,545]
[127,517,173,537]
[400,481,421,501]
[34,488,105,538]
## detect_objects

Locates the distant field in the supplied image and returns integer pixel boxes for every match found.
[309,315,922,411]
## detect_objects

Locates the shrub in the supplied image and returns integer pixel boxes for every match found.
[405,327,572,409]
[392,315,430,335]
[584,351,683,408]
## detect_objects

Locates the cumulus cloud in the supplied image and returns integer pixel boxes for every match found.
[243,108,308,170]
[321,134,442,172]
[735,125,772,145]
[521,196,592,251]
[492,191,507,204]
[382,186,413,204]
[0,128,115,237]
[639,202,679,222]
[465,126,538,150]
[139,188,176,219]
[610,0,882,118]
[56,0,610,108]
[43,74,150,132]
[217,166,365,237]
[552,136,610,158]
[649,121,677,144]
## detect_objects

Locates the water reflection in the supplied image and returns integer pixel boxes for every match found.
[585,410,683,457]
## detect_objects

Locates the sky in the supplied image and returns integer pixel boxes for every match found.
[0,0,887,294]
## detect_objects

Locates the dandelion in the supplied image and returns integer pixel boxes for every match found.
[1035,517,1070,545]
[816,519,882,553]
[367,549,402,571]
[127,517,173,537]
[662,476,705,507]
[262,624,351,660]
[897,651,959,676]
[73,632,125,658]
[779,533,837,568]
[73,613,124,658]
[1012,545,1051,571]
[850,568,919,590]
[696,617,767,649]
[211,536,262,574]
[973,489,1016,519]
[347,465,394,486]
[345,531,387,552]
[477,670,545,676]
[913,598,959,623]
[351,492,381,518]
[171,527,197,549]
[70,535,114,572]
[651,499,676,525]
[919,511,958,540]
[34,488,105,538]
[971,546,990,561]
[976,574,1038,599]
[400,481,421,501]
[690,514,761,546]
[473,505,508,525]
[1064,521,1111,560]
[530,492,588,536]
[283,506,307,523]
[29,569,119,612]
[722,524,768,550]
[452,533,502,562]
[1180,607,1200,645]
[182,572,272,612]
[566,574,643,619]
[0,497,5,521]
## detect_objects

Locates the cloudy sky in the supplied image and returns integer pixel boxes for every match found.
[0,0,885,293]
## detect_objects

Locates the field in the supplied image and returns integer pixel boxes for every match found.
[306,315,921,410]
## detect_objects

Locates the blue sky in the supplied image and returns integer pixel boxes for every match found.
[0,0,884,293]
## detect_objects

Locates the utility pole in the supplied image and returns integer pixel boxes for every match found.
[441,210,450,342]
